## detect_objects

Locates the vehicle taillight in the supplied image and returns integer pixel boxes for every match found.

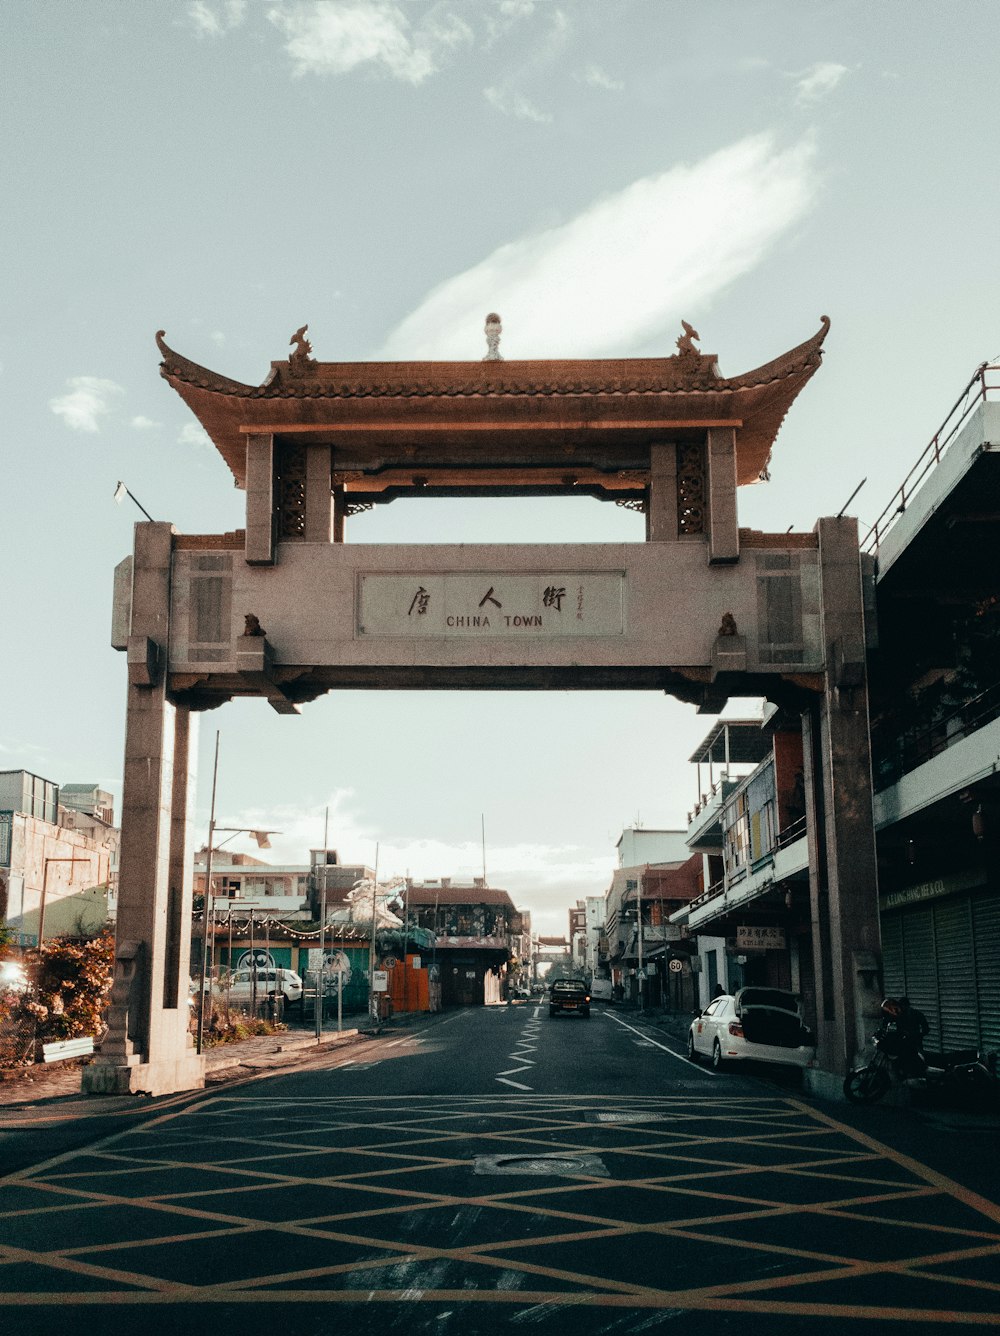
[728,1021,744,1038]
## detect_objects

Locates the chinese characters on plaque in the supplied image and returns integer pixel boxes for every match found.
[735,925,786,951]
[358,572,625,638]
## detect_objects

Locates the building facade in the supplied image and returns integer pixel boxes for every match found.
[0,770,119,945]
[403,879,519,1007]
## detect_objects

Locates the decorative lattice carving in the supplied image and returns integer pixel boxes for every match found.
[346,500,375,517]
[615,497,647,513]
[277,444,307,538]
[677,442,706,534]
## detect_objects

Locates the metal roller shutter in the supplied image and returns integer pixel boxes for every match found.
[934,897,978,1050]
[901,908,940,1052]
[973,892,1000,1054]
[881,913,904,998]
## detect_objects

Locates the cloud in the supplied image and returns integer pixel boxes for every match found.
[268,1,472,83]
[49,376,125,433]
[794,61,849,105]
[483,84,552,123]
[130,415,161,430]
[187,0,246,36]
[217,789,610,935]
[179,422,213,448]
[582,63,623,92]
[377,133,818,360]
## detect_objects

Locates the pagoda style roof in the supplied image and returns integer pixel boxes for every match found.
[157,318,829,497]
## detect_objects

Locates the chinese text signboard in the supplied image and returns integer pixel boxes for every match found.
[735,925,786,951]
[358,572,624,638]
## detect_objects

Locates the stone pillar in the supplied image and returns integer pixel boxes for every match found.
[646,443,678,541]
[332,485,347,543]
[83,523,205,1097]
[245,433,276,565]
[802,516,882,1096]
[706,427,739,563]
[304,444,333,542]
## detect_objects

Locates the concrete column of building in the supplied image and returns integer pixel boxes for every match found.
[245,432,276,565]
[706,427,739,564]
[83,523,205,1096]
[646,443,678,541]
[304,444,333,543]
[332,485,347,543]
[801,515,882,1097]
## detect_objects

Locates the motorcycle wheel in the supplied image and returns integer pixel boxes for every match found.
[843,1063,891,1104]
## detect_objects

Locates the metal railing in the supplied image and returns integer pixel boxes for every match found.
[872,680,1000,791]
[862,361,999,556]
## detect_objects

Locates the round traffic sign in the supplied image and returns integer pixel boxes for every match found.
[668,957,683,972]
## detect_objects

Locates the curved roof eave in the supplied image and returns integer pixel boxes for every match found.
[156,318,830,488]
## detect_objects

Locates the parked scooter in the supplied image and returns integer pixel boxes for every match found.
[844,997,998,1105]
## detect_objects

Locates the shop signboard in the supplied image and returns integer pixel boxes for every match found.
[735,925,785,951]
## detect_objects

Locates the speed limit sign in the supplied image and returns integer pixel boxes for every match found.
[668,958,683,973]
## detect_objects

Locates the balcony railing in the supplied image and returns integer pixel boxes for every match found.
[872,681,1000,791]
[862,361,1000,556]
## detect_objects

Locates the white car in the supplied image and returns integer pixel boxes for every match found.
[687,988,816,1070]
[224,968,303,1006]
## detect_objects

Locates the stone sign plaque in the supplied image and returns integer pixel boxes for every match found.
[358,572,625,638]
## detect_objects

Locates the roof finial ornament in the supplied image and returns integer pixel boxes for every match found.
[483,312,503,362]
[675,320,701,359]
[289,324,314,372]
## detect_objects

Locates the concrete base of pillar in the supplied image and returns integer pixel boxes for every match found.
[803,1067,847,1102]
[82,1053,205,1097]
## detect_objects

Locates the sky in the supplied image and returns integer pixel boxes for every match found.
[2,0,999,935]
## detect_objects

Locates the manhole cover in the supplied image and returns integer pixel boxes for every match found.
[587,1111,667,1124]
[474,1153,609,1177]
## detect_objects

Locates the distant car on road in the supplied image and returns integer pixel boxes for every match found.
[549,978,591,1018]
[225,968,303,1006]
[687,988,816,1070]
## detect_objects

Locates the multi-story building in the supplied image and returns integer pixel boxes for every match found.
[602,853,702,1007]
[0,769,119,945]
[403,878,519,1006]
[676,712,811,1009]
[568,901,587,976]
[679,361,1000,1053]
[864,361,1000,1057]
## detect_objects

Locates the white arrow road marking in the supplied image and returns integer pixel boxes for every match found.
[605,1012,717,1076]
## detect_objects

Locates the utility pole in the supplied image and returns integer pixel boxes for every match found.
[196,731,220,1056]
[637,874,644,1013]
[315,866,327,1040]
[368,844,380,1025]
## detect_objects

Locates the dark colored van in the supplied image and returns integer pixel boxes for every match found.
[549,978,591,1018]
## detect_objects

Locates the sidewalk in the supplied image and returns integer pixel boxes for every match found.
[0,1024,364,1107]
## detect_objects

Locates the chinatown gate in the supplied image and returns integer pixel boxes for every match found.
[85,314,882,1098]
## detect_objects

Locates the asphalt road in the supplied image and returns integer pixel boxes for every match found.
[3,1001,1000,1335]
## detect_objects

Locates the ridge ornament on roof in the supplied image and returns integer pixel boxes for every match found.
[483,312,503,362]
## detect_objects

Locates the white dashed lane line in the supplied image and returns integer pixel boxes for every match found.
[604,1011,718,1076]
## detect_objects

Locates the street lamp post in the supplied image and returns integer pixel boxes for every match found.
[637,886,644,1013]
[194,730,280,1054]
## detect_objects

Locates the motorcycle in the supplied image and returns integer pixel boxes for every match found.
[844,999,998,1105]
